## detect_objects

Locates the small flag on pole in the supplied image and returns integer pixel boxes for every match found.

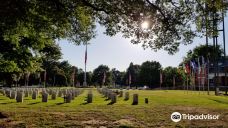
[185,63,190,74]
[190,60,196,73]
[197,57,201,75]
[72,67,75,86]
[160,71,163,84]
[183,63,186,73]
[129,73,131,85]
[173,76,175,88]
[102,72,106,84]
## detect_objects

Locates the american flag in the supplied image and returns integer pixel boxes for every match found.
[128,73,131,85]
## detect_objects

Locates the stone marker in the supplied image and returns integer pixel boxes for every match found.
[71,92,75,100]
[87,93,93,103]
[58,91,62,97]
[42,92,48,102]
[132,94,138,105]
[32,91,37,99]
[111,93,117,103]
[16,91,23,102]
[25,91,29,97]
[119,91,123,97]
[6,90,11,98]
[65,93,72,103]
[51,92,57,100]
[145,98,148,104]
[124,92,129,101]
[0,90,5,95]
[10,91,17,99]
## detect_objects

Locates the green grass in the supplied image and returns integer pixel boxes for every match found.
[0,89,228,127]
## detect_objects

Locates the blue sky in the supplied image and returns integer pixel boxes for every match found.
[58,17,228,72]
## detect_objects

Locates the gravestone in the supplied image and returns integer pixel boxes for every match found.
[0,90,5,95]
[111,93,117,103]
[87,93,93,103]
[124,92,129,101]
[3,90,5,96]
[132,94,138,105]
[16,91,23,102]
[42,92,48,102]
[6,90,11,98]
[10,91,17,99]
[32,91,37,99]
[71,92,75,100]
[58,91,62,97]
[65,93,72,103]
[145,98,148,104]
[108,91,112,100]
[119,91,123,97]
[25,91,29,97]
[51,92,57,100]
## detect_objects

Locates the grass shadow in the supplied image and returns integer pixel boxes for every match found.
[131,103,138,105]
[211,99,228,105]
[0,102,14,104]
[80,102,89,105]
[104,98,110,101]
[107,102,115,105]
[28,102,40,105]
[56,103,65,105]
[0,112,8,119]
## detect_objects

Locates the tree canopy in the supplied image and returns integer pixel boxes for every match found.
[1,0,227,86]
[1,0,227,55]
[182,44,223,64]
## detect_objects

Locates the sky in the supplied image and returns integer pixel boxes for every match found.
[58,17,228,72]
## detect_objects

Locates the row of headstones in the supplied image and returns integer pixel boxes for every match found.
[97,88,139,105]
[1,88,40,102]
[42,89,82,103]
[0,88,82,103]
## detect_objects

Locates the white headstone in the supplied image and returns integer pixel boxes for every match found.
[16,91,24,102]
[42,92,48,102]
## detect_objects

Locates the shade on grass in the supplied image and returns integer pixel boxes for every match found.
[0,89,228,127]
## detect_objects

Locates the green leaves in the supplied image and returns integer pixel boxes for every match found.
[0,60,19,73]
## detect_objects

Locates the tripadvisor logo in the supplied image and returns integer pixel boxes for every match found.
[171,112,220,122]
[171,112,182,122]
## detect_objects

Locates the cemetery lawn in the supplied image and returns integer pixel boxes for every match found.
[0,89,228,128]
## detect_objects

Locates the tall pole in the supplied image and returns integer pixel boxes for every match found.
[44,69,46,88]
[222,0,227,94]
[160,70,162,90]
[205,2,210,95]
[83,43,87,87]
[207,58,210,95]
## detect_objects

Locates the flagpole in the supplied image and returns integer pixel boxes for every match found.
[160,70,162,90]
[187,75,188,94]
[207,58,210,95]
[83,43,87,87]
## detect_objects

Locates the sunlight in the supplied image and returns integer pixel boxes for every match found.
[141,21,149,29]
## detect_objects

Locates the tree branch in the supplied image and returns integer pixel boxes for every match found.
[81,0,110,14]
[145,0,166,19]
